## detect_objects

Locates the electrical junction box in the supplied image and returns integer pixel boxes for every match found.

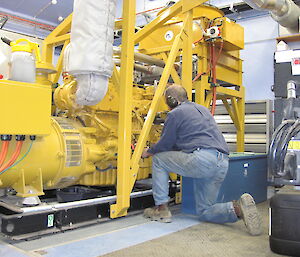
[0,79,51,135]
[182,153,267,215]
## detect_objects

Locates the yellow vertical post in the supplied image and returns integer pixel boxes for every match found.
[50,40,70,83]
[181,9,193,99]
[41,14,72,64]
[236,86,245,152]
[160,53,181,85]
[131,30,184,184]
[110,0,136,218]
[194,45,209,105]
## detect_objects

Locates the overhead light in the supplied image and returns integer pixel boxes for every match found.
[52,0,57,5]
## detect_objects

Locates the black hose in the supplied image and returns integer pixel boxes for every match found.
[268,120,293,175]
[268,119,300,179]
[1,37,11,46]
[278,121,300,175]
[96,164,117,172]
[273,122,293,173]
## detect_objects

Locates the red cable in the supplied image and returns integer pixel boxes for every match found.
[0,12,55,31]
[211,41,224,116]
[0,141,9,167]
[192,45,212,83]
[193,40,224,83]
[193,37,203,45]
[0,141,23,173]
[211,44,217,115]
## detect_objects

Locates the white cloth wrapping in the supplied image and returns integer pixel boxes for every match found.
[68,0,116,106]
[62,43,70,73]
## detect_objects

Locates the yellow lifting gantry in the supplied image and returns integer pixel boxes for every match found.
[0,0,245,219]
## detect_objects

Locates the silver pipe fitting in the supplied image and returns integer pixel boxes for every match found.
[287,80,297,99]
[22,189,153,214]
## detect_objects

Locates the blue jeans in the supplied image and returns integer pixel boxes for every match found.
[152,148,238,224]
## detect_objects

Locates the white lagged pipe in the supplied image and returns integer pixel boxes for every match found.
[68,0,116,106]
[244,0,300,33]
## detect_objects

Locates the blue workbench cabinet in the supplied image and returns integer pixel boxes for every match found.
[182,153,268,215]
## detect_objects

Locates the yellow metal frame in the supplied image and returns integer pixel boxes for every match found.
[41,0,245,219]
[111,0,219,218]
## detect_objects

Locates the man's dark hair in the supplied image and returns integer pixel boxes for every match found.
[165,84,188,103]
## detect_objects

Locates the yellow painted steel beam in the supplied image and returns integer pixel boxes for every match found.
[139,45,176,55]
[115,20,123,30]
[46,34,70,46]
[50,40,70,84]
[182,0,207,13]
[42,14,72,63]
[230,97,242,131]
[200,84,244,99]
[204,92,213,108]
[134,1,182,44]
[194,44,209,105]
[110,0,136,219]
[236,86,245,152]
[134,0,209,45]
[181,10,193,99]
[194,80,207,105]
[111,64,120,88]
[160,52,181,85]
[216,67,242,86]
[130,21,187,191]
[220,97,236,126]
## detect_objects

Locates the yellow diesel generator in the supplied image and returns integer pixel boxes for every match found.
[0,0,244,239]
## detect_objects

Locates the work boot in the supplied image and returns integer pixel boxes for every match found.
[234,193,262,236]
[143,205,172,223]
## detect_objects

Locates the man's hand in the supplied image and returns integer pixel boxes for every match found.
[142,148,153,158]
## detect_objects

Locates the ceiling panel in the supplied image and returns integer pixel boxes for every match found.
[0,0,73,26]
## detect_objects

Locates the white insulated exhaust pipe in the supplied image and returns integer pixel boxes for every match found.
[68,0,116,106]
[244,0,300,33]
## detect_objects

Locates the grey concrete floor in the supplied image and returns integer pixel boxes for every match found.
[0,201,287,257]
[103,202,286,257]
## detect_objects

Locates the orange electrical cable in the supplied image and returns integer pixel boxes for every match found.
[193,37,204,45]
[193,40,223,83]
[211,44,217,115]
[0,142,6,163]
[210,41,224,116]
[0,141,23,173]
[0,12,55,31]
[0,141,9,167]
[193,43,213,83]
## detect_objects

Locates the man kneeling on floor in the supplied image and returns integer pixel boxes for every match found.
[142,84,262,236]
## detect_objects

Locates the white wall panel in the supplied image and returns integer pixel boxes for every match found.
[238,15,278,100]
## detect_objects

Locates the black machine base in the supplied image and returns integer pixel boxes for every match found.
[0,190,155,240]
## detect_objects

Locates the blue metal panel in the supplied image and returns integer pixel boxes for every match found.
[182,154,268,215]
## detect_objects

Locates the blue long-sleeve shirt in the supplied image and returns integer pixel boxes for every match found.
[148,101,229,155]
